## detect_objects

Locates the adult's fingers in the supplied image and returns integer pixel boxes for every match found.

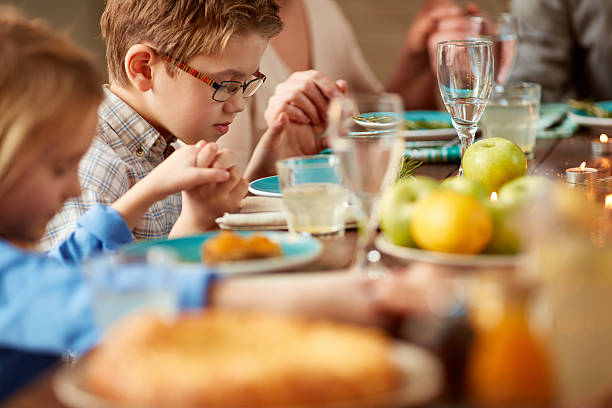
[437,15,471,32]
[289,91,324,125]
[335,79,348,94]
[266,95,311,125]
[288,70,342,101]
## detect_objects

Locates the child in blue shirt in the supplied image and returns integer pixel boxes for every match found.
[0,8,229,396]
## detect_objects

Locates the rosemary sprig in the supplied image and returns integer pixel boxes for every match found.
[396,156,422,182]
[568,99,612,118]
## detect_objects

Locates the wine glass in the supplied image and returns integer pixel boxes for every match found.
[328,92,405,277]
[468,12,518,86]
[437,40,494,175]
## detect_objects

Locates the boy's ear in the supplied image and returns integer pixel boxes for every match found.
[124,44,158,92]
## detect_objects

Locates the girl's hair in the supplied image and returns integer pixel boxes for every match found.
[0,7,103,196]
[101,0,283,86]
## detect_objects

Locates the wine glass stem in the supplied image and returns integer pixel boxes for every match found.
[353,199,387,279]
[457,125,478,176]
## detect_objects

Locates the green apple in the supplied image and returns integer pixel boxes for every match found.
[462,137,527,194]
[439,176,489,201]
[498,175,552,208]
[483,201,521,255]
[379,176,438,246]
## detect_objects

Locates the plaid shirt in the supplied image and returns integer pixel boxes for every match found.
[40,87,181,250]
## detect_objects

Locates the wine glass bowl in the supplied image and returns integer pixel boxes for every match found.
[437,40,494,174]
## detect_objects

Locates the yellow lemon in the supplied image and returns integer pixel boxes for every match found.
[410,190,493,254]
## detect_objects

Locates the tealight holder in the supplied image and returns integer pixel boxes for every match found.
[565,162,598,184]
[592,134,612,156]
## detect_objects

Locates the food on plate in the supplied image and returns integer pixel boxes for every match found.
[353,113,396,123]
[462,137,527,194]
[85,310,400,407]
[568,99,612,118]
[404,119,452,130]
[352,114,452,130]
[410,190,493,255]
[202,231,282,265]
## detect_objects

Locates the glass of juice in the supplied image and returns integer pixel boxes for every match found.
[480,82,541,158]
[276,154,349,239]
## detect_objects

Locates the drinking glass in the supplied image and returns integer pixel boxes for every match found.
[468,12,518,86]
[437,40,494,175]
[83,248,180,334]
[328,92,405,277]
[480,82,542,157]
[276,155,349,238]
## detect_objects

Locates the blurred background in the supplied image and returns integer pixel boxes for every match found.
[0,0,509,83]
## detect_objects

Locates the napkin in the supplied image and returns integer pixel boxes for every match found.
[537,102,579,139]
[216,196,360,230]
[405,144,461,163]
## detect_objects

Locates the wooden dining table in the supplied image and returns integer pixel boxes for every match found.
[2,128,608,408]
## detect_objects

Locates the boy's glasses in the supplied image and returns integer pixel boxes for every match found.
[159,53,266,102]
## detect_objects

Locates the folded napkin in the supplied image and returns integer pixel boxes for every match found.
[537,102,579,139]
[405,144,461,163]
[216,196,359,230]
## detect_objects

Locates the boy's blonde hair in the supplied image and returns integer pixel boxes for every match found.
[0,7,103,197]
[101,0,283,86]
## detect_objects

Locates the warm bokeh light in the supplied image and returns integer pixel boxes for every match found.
[601,134,609,143]
[490,192,498,201]
[579,162,587,171]
[606,194,612,210]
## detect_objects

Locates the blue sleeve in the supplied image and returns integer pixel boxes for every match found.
[46,205,132,264]
[0,243,99,355]
[0,241,218,357]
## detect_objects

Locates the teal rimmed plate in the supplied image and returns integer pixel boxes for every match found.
[248,175,281,197]
[121,231,322,275]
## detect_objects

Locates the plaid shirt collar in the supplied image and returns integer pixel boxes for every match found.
[100,86,176,161]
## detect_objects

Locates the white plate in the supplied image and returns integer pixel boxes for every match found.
[53,341,442,408]
[568,100,612,130]
[121,231,322,275]
[376,234,524,269]
[353,111,456,141]
[399,128,456,141]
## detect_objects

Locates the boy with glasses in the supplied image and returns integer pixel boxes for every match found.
[41,0,287,249]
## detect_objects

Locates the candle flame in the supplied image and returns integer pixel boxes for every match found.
[606,194,612,210]
[490,192,498,201]
[579,162,587,172]
[601,134,609,143]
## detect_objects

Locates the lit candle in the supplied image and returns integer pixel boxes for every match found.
[490,192,498,201]
[565,162,598,183]
[606,193,612,210]
[592,134,612,156]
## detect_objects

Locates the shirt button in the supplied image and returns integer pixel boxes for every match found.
[135,147,145,157]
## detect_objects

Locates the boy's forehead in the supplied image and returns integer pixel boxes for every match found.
[190,33,268,75]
